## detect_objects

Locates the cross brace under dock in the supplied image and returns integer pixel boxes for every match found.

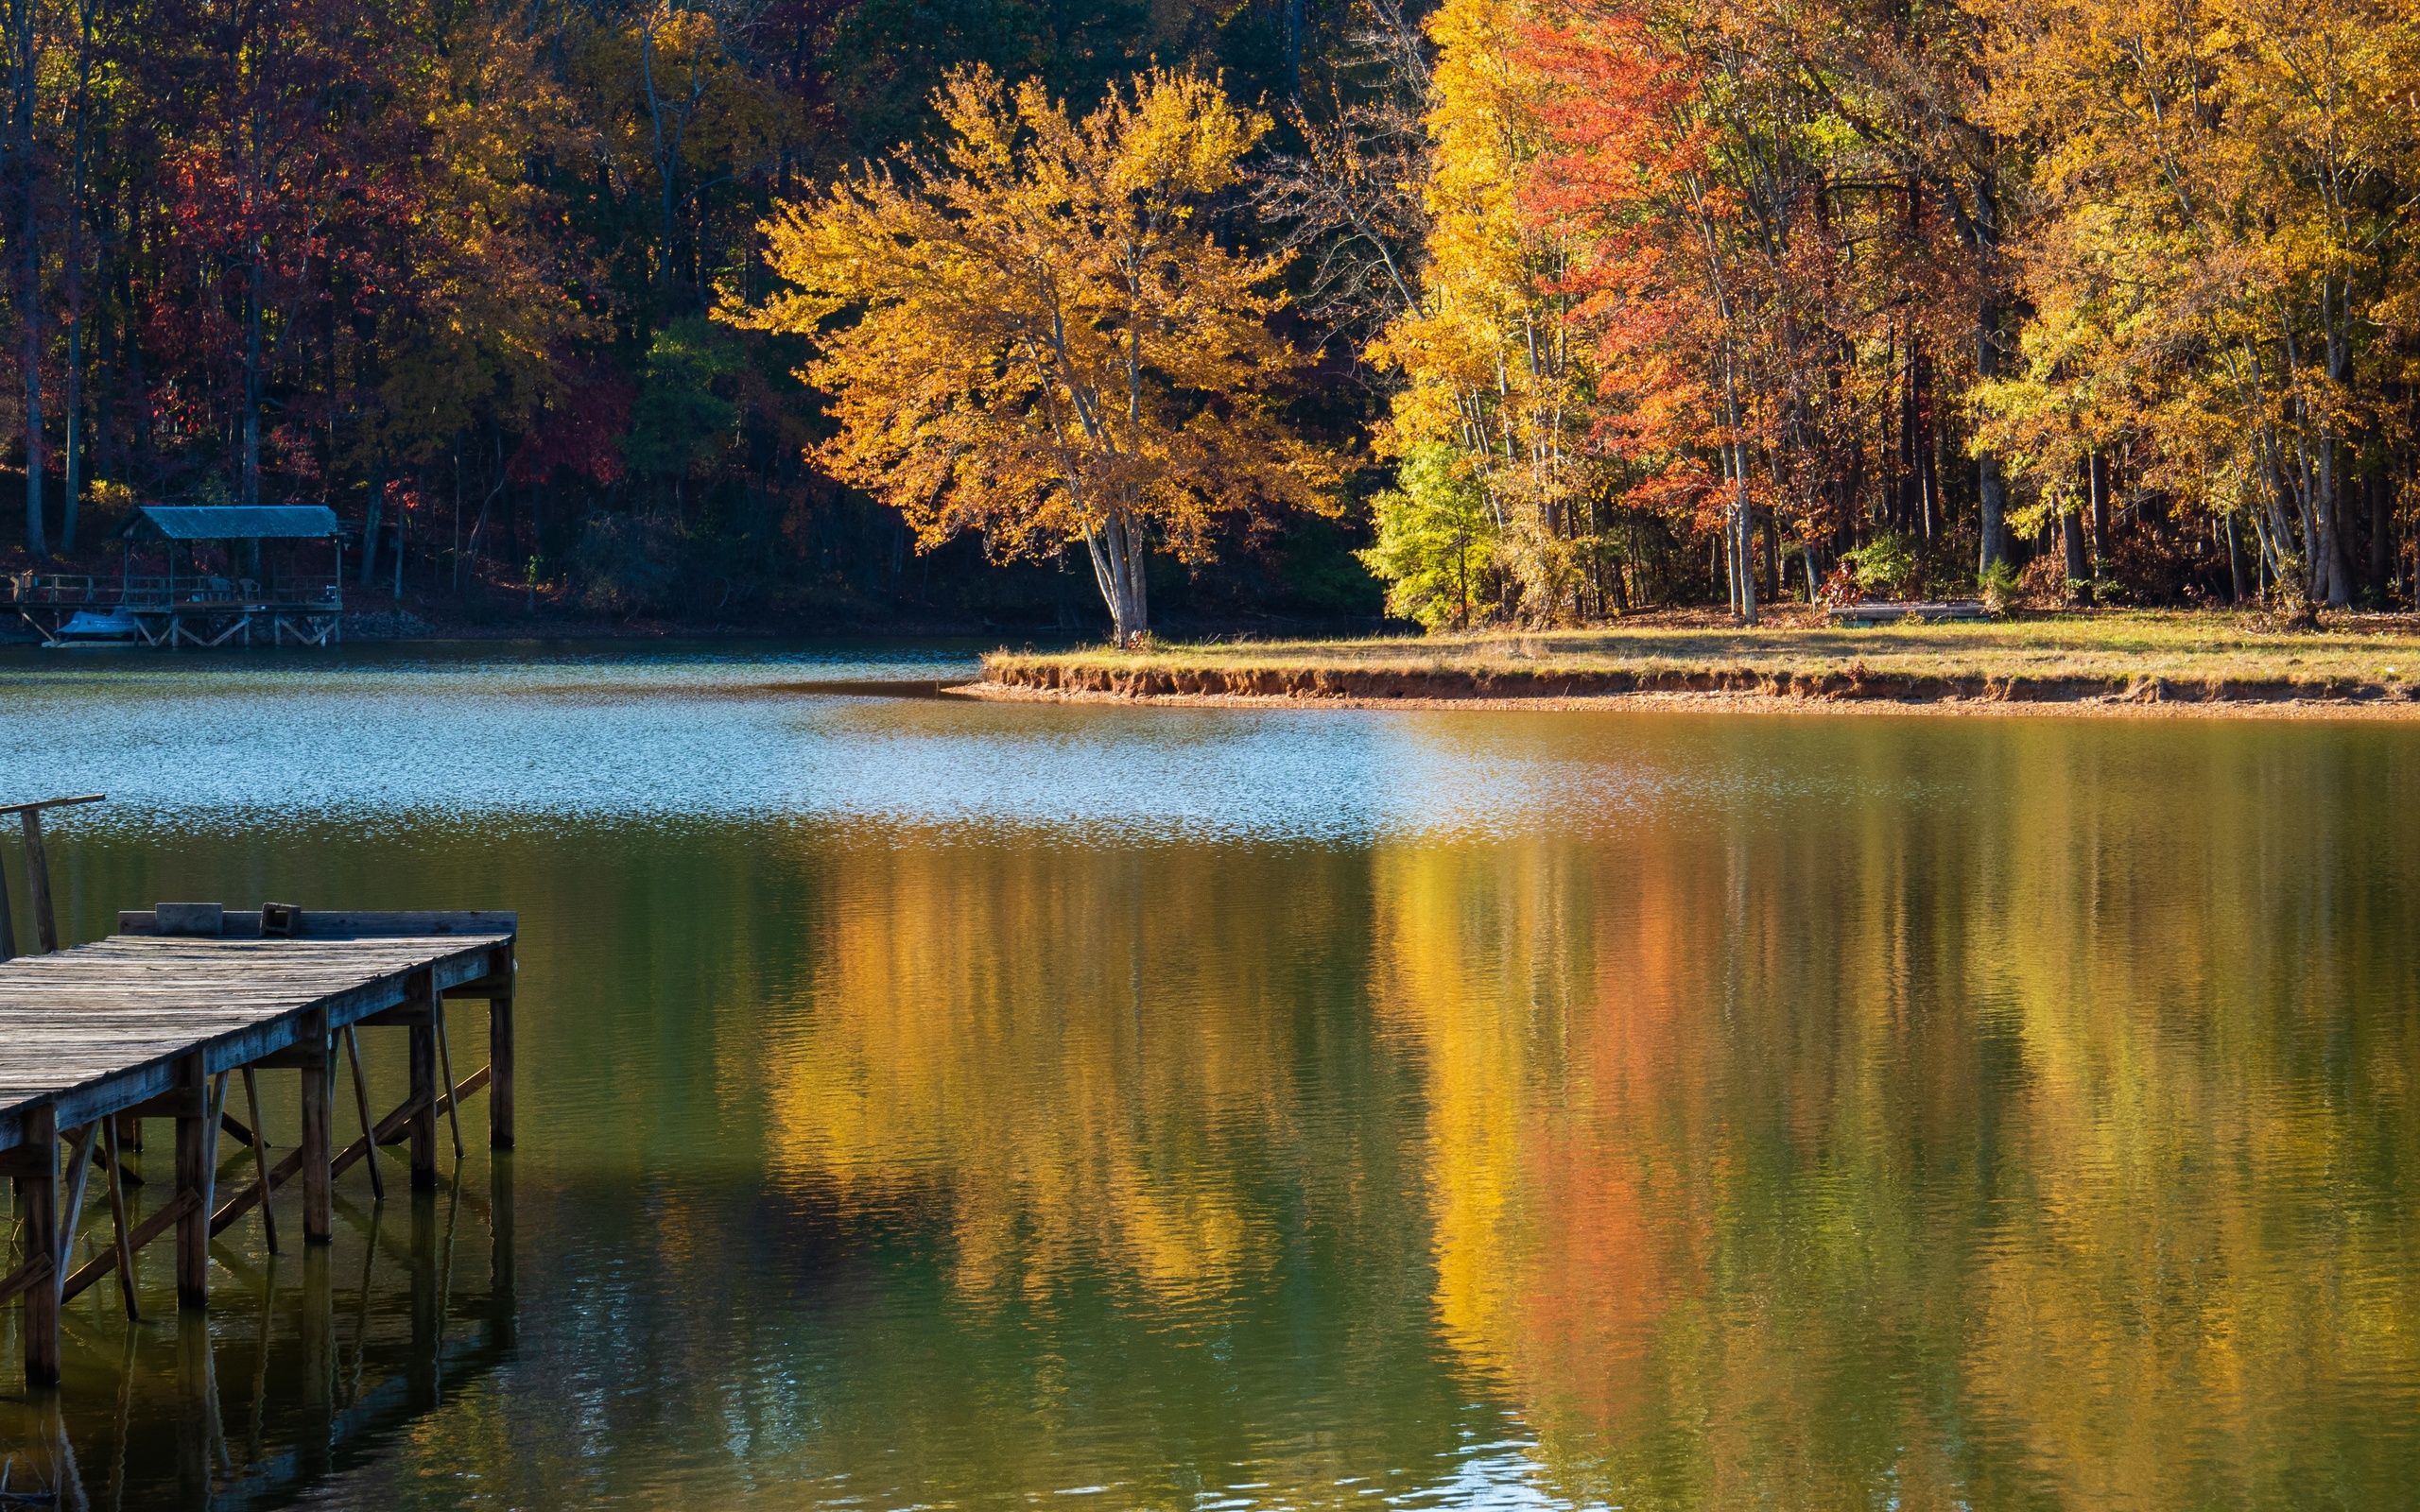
[0,905,518,1390]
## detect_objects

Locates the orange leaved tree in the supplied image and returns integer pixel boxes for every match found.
[727,66,1332,645]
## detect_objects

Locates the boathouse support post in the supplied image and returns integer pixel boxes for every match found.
[298,1007,335,1244]
[408,970,440,1190]
[490,951,516,1150]
[175,1057,226,1309]
[19,1103,60,1386]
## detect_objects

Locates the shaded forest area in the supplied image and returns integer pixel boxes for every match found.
[2,0,2414,633]
[0,0,1392,631]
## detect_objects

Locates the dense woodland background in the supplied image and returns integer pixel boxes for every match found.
[0,0,2411,630]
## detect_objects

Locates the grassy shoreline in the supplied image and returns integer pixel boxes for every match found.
[979,610,2420,713]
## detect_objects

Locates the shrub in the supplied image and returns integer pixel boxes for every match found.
[1840,532,1917,598]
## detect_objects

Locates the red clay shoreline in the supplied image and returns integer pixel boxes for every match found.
[966,661,2420,718]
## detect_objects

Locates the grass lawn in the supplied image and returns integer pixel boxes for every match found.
[982,609,2420,700]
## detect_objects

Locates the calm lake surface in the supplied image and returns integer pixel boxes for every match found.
[0,642,2415,1509]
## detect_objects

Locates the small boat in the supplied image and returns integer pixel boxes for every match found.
[44,607,144,645]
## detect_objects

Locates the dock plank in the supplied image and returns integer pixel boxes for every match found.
[0,929,513,1149]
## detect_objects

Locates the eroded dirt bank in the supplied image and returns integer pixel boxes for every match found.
[972,658,2420,716]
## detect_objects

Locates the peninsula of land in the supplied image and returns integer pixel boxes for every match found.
[975,610,2420,717]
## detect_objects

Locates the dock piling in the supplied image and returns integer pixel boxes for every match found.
[176,1063,224,1310]
[3,903,518,1386]
[490,953,516,1150]
[408,988,439,1190]
[300,1010,335,1244]
[19,1105,60,1386]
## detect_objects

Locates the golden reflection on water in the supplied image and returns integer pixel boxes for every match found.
[752,720,2420,1508]
[4,696,2417,1508]
[765,842,1349,1309]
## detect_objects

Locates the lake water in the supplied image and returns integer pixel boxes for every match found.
[0,643,2415,1509]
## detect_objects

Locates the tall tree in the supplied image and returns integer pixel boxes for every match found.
[8,0,44,555]
[731,65,1332,644]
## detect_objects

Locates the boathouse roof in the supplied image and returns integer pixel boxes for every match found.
[125,505,342,541]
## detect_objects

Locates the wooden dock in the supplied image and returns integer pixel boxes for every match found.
[0,902,516,1390]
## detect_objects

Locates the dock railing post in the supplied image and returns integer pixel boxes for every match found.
[0,795,106,959]
[298,1007,335,1244]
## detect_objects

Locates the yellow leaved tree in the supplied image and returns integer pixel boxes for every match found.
[726,66,1333,644]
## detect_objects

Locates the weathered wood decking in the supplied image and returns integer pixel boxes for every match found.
[0,906,517,1391]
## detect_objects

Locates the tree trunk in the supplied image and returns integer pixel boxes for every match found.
[60,311,79,553]
[360,455,384,584]
[1083,506,1149,645]
[2062,505,2087,587]
[1734,441,1756,626]
[1977,454,2005,583]
[242,261,261,507]
[12,0,43,558]
[2316,438,2349,609]
[2087,453,2108,568]
[1970,162,2009,583]
[59,0,90,554]
[2370,472,2392,603]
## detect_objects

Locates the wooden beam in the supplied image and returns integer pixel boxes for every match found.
[60,1192,194,1304]
[239,1068,278,1253]
[21,808,60,953]
[0,1255,50,1307]
[117,908,517,939]
[213,1064,490,1234]
[490,961,515,1150]
[0,793,105,817]
[407,975,439,1189]
[300,1015,334,1245]
[102,1120,139,1319]
[19,1103,59,1385]
[125,1087,208,1120]
[0,1142,51,1180]
[343,1025,383,1201]
[0,826,15,961]
[434,1002,465,1160]
[177,1065,225,1310]
[334,1066,489,1181]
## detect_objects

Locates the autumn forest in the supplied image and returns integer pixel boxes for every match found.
[0,0,2412,632]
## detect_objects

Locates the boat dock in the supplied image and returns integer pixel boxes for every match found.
[0,816,516,1390]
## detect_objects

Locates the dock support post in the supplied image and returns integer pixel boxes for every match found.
[239,1068,278,1253]
[408,977,439,1189]
[176,1058,225,1310]
[102,1119,139,1319]
[299,1009,335,1244]
[299,1243,334,1474]
[344,1026,384,1200]
[490,953,515,1150]
[20,1104,59,1387]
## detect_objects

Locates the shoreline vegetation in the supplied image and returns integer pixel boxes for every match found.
[973,610,2420,717]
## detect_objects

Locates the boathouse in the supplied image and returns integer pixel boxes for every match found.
[5,504,347,647]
